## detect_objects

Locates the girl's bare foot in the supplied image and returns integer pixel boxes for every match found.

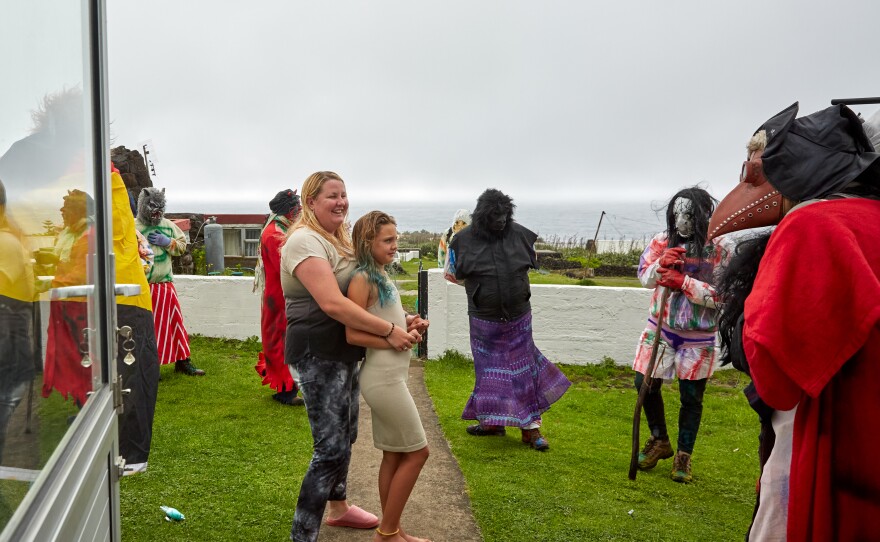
[372,531,406,542]
[400,528,432,542]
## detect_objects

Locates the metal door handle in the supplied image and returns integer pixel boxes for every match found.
[50,283,141,300]
[114,284,141,296]
[50,285,94,300]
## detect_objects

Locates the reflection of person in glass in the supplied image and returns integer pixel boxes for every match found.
[0,179,36,464]
[41,189,94,406]
[0,88,160,475]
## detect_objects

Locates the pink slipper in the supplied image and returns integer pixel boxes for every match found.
[324,505,379,529]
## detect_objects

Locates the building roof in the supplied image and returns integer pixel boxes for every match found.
[209,214,268,226]
[170,218,191,231]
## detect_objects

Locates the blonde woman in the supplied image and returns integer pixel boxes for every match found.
[280,172,417,542]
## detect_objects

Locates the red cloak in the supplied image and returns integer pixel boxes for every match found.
[744,198,880,541]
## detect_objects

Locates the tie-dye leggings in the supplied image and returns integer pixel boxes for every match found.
[289,354,361,542]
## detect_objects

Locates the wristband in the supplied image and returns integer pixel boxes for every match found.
[383,323,395,339]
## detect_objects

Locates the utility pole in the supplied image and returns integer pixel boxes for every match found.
[590,211,606,253]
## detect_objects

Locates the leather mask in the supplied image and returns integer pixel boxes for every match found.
[708,150,785,239]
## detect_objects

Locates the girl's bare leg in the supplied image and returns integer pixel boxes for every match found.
[373,446,430,542]
[378,451,403,512]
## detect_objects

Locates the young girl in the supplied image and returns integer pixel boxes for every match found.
[346,211,431,542]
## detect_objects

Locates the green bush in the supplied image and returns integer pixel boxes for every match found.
[191,245,206,275]
[419,242,438,259]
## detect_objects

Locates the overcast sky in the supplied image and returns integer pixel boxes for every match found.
[105,0,879,208]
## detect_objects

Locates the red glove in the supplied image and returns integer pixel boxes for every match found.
[656,267,685,290]
[658,247,686,269]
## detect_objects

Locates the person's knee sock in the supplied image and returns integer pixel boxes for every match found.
[635,372,667,440]
[677,378,707,453]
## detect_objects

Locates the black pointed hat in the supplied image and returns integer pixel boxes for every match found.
[759,102,880,201]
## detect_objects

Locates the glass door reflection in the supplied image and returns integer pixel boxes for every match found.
[0,2,101,527]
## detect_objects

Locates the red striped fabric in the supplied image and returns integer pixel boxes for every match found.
[149,282,191,365]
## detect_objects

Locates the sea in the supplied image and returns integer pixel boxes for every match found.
[169,199,668,242]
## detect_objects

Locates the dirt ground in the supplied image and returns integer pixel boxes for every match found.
[317,361,482,542]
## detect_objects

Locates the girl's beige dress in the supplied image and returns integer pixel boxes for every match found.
[359,287,427,452]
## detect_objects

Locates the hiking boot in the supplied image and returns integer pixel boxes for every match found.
[466,424,506,437]
[521,428,550,451]
[175,358,206,376]
[637,436,673,470]
[671,450,693,483]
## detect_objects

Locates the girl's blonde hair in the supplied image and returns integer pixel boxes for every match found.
[290,171,354,258]
[351,210,397,306]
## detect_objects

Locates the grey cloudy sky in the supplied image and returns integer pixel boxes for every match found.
[106,0,879,208]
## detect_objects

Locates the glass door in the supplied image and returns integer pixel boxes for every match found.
[0,1,127,540]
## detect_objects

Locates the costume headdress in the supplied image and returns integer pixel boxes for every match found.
[269,188,301,217]
[709,102,880,239]
[453,209,472,225]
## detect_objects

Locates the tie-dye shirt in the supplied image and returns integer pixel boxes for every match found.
[638,232,732,333]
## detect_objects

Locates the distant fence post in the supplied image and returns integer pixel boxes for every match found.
[417,265,428,358]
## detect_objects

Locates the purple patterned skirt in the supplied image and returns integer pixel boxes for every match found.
[461,312,571,427]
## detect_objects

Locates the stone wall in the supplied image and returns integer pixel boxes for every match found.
[110,146,152,207]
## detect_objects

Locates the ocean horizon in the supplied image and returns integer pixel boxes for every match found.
[169,199,668,241]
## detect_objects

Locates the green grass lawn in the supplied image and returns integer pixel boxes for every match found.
[120,336,312,541]
[121,337,759,541]
[396,257,641,289]
[425,352,760,542]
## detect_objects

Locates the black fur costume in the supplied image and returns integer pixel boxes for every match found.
[449,189,538,321]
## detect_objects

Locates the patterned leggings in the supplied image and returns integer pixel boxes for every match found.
[289,355,361,542]
[634,372,707,454]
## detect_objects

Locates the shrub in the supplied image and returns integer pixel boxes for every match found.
[386,261,406,275]
[191,245,207,275]
[419,242,438,259]
[398,230,441,246]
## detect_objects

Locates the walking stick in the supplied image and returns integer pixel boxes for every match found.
[628,286,671,480]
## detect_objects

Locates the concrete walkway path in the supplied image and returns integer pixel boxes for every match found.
[317,362,482,542]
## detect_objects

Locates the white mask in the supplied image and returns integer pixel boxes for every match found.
[673,197,694,239]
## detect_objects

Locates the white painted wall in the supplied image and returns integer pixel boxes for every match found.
[174,275,261,340]
[426,268,653,365]
[173,270,663,366]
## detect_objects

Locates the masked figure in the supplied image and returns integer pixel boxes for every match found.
[447,188,571,450]
[136,187,204,376]
[712,103,880,541]
[254,189,303,405]
[437,208,471,269]
[632,186,732,483]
